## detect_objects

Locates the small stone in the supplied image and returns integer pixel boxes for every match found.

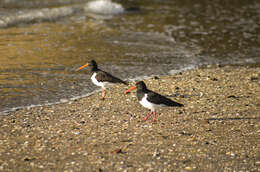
[185,166,192,170]
[111,148,123,154]
[73,131,80,135]
[153,76,159,80]
[250,76,258,81]
[39,165,44,168]
[24,157,30,161]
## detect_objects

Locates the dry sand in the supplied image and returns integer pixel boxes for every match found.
[0,65,259,171]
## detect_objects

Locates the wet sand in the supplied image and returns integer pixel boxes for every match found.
[0,65,259,171]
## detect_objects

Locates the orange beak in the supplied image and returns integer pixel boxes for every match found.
[75,63,88,71]
[125,85,136,94]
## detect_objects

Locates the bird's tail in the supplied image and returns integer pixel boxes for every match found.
[172,101,184,107]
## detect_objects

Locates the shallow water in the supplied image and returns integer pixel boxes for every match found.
[0,0,260,114]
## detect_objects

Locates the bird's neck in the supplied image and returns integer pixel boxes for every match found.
[137,88,148,93]
[91,67,99,72]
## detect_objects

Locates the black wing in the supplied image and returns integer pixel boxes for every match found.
[96,70,128,85]
[147,91,184,107]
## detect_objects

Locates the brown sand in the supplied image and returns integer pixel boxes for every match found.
[0,65,259,171]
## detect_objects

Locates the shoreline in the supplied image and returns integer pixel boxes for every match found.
[0,65,259,171]
[2,63,258,116]
[1,63,199,116]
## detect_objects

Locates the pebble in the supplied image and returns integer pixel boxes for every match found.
[185,166,192,170]
[0,66,258,171]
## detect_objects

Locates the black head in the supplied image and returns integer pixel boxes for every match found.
[89,60,98,71]
[136,81,147,90]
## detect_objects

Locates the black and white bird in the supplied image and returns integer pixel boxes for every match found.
[76,60,128,99]
[125,81,183,122]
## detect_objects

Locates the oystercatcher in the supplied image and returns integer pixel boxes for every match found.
[125,81,183,122]
[76,60,128,99]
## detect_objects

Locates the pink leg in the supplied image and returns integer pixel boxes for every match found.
[143,111,152,121]
[151,111,157,123]
[100,89,106,100]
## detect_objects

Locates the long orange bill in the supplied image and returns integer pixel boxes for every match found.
[75,63,88,71]
[124,86,136,94]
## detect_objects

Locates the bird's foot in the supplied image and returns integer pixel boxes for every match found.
[143,117,149,121]
[150,117,157,123]
[143,112,152,121]
[100,89,106,100]
[150,112,157,123]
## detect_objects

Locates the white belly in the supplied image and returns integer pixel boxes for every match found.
[91,73,105,88]
[139,94,155,111]
[139,94,166,111]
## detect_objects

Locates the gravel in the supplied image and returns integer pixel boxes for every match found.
[0,65,259,171]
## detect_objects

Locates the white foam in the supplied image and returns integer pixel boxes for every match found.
[126,65,197,84]
[169,64,196,75]
[85,0,124,15]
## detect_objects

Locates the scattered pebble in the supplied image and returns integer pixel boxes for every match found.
[0,66,258,171]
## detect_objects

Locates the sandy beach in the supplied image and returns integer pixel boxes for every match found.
[0,65,259,171]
